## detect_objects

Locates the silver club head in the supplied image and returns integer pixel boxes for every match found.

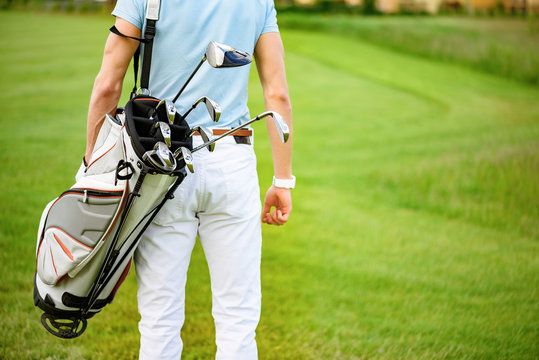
[165,100,176,124]
[258,111,289,143]
[153,99,176,124]
[173,146,194,173]
[196,97,222,122]
[177,147,194,173]
[202,97,221,122]
[190,126,215,152]
[154,122,172,147]
[142,142,176,173]
[205,41,252,68]
[182,97,222,123]
[150,100,163,120]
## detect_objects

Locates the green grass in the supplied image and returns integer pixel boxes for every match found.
[1,10,538,360]
[278,13,539,86]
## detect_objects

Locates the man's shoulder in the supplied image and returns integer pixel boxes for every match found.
[112,0,147,30]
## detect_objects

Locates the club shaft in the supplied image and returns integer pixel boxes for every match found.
[190,115,265,153]
[176,117,259,162]
[181,105,196,119]
[172,57,206,103]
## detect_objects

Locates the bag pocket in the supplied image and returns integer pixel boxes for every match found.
[36,187,124,285]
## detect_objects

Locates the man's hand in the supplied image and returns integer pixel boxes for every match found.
[262,186,292,226]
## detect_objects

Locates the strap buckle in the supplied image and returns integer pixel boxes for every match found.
[136,88,151,96]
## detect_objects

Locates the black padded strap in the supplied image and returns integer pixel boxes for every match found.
[140,19,156,91]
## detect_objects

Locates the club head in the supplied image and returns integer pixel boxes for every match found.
[173,146,194,173]
[154,99,176,124]
[205,41,252,68]
[180,147,194,173]
[190,126,215,152]
[142,142,176,173]
[150,100,162,120]
[155,122,172,147]
[270,112,290,143]
[257,111,289,143]
[188,97,221,122]
[204,97,221,123]
[165,100,176,124]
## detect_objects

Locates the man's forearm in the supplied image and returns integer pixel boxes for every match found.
[85,74,123,162]
[254,32,293,180]
[265,91,293,179]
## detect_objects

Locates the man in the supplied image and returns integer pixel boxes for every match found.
[84,1,294,358]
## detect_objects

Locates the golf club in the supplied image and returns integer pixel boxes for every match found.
[176,111,289,164]
[172,41,252,103]
[189,126,216,152]
[151,99,176,124]
[173,147,194,173]
[142,142,177,173]
[164,99,176,124]
[154,121,172,147]
[181,96,221,123]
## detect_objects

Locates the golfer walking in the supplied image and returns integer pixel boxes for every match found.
[84,0,293,358]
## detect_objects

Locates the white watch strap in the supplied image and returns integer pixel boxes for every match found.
[272,175,296,189]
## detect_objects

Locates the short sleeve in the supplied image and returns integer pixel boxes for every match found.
[262,0,279,34]
[111,0,146,30]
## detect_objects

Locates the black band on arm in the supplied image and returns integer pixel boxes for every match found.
[109,25,147,43]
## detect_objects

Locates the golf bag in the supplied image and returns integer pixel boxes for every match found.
[32,0,184,338]
[34,94,193,338]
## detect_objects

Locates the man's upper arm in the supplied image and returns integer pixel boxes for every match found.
[98,18,141,85]
[254,32,287,94]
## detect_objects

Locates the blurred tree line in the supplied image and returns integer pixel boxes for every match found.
[1,0,534,16]
[1,0,377,14]
[0,0,115,11]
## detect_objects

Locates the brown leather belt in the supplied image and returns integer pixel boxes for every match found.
[192,128,252,144]
[192,129,252,137]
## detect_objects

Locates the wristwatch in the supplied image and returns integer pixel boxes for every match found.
[272,175,296,189]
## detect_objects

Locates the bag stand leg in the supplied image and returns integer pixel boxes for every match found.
[41,313,87,339]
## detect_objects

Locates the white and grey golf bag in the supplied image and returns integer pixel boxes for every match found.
[34,95,193,338]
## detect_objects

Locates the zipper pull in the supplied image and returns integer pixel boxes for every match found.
[83,189,88,203]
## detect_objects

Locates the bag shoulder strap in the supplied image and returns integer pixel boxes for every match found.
[140,0,160,94]
[109,0,161,97]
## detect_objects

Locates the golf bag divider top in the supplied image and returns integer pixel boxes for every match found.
[125,95,191,166]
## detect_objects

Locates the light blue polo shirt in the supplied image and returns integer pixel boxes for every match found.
[112,0,279,129]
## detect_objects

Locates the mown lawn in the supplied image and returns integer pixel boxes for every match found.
[0,10,538,360]
[278,13,539,86]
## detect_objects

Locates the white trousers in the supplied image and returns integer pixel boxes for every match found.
[135,135,262,360]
